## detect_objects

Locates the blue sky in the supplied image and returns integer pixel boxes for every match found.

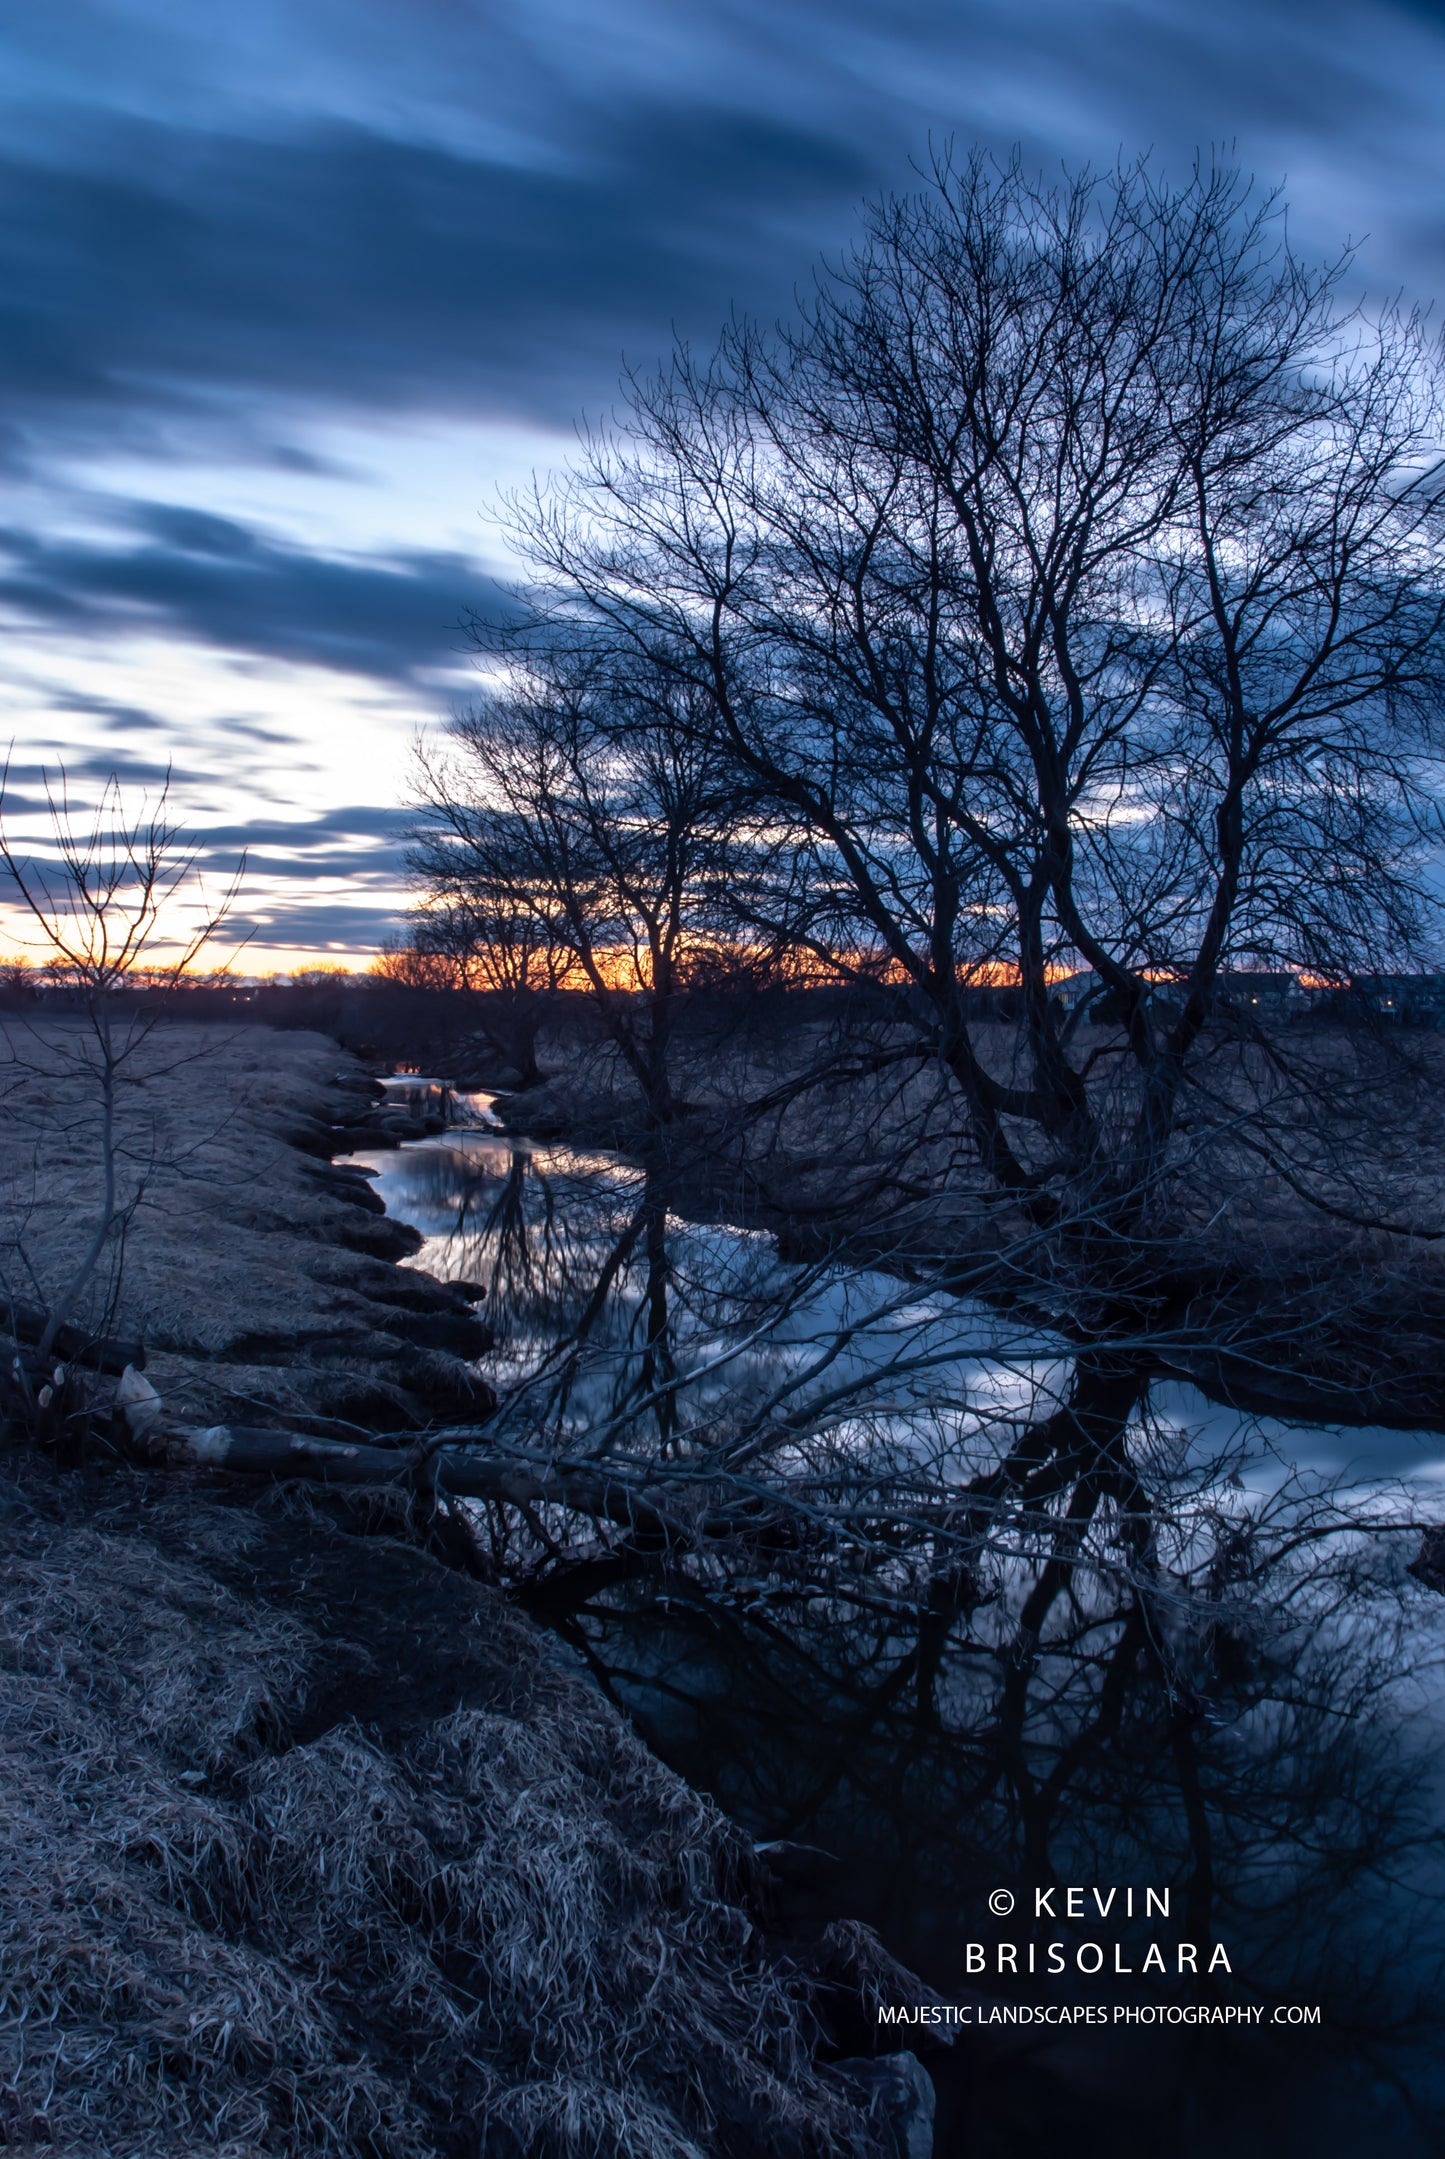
[2,0,1445,966]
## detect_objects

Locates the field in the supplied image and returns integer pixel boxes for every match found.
[0,1018,490,1432]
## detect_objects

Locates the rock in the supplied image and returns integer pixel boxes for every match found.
[831,2052,935,2159]
[1408,1526,1445,1593]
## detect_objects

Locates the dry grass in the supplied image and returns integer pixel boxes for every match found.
[0,1018,889,2153]
[0,1019,481,1431]
[0,1465,884,2158]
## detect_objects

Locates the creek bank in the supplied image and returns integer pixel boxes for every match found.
[1,1022,941,2158]
[0,1456,914,2158]
[0,1022,496,1438]
[487,1061,1445,1434]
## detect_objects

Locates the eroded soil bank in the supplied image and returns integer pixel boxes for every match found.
[0,1022,494,1436]
[0,1022,917,2158]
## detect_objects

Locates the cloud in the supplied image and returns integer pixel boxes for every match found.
[0,102,874,470]
[0,788,416,952]
[187,804,415,882]
[44,693,172,734]
[5,0,1445,960]
[0,505,504,681]
[0,0,1442,483]
[227,898,405,938]
[0,746,177,799]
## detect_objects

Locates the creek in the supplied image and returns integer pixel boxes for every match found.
[342,1092,1445,2158]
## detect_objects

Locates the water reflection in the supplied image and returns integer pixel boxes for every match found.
[350,1102,1445,2156]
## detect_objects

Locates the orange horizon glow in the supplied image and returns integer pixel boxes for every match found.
[0,943,1380,994]
[0,944,385,981]
[377,942,1080,993]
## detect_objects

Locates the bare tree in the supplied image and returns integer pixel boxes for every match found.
[411,650,733,1133]
[406,650,742,1446]
[390,150,1445,1929]
[374,895,567,1085]
[0,763,243,1425]
[93,155,1445,2001]
[508,150,1445,1383]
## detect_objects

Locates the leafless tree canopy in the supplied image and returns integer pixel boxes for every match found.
[379,160,1445,1963]
[500,153,1443,1231]
[411,654,738,1124]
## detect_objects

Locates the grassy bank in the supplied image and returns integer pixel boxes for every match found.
[0,1020,900,2157]
[1,1466,884,2157]
[0,1019,492,1434]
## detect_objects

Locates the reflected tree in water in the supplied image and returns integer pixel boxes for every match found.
[407,1127,1445,2058]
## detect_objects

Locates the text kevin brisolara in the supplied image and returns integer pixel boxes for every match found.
[972,1886,1233,1976]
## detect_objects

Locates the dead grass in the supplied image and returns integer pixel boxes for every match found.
[0,1019,906,2154]
[0,1465,884,2158]
[0,1019,481,1430]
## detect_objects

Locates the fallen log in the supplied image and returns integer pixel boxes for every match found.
[163,1421,801,1549]
[1,1298,145,1375]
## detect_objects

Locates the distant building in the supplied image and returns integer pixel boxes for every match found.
[1346,974,1445,1027]
[1051,969,1101,1014]
[1216,970,1309,1020]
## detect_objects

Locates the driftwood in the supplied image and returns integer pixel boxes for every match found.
[1,1298,145,1375]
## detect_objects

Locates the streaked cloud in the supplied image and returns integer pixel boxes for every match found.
[2,0,1445,959]
[0,504,504,681]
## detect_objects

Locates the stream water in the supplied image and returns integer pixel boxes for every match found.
[342,1092,1445,2158]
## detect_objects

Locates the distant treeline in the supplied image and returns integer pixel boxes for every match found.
[3,963,1442,1091]
[0,961,886,1078]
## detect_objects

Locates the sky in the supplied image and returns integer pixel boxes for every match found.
[3,0,1445,970]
